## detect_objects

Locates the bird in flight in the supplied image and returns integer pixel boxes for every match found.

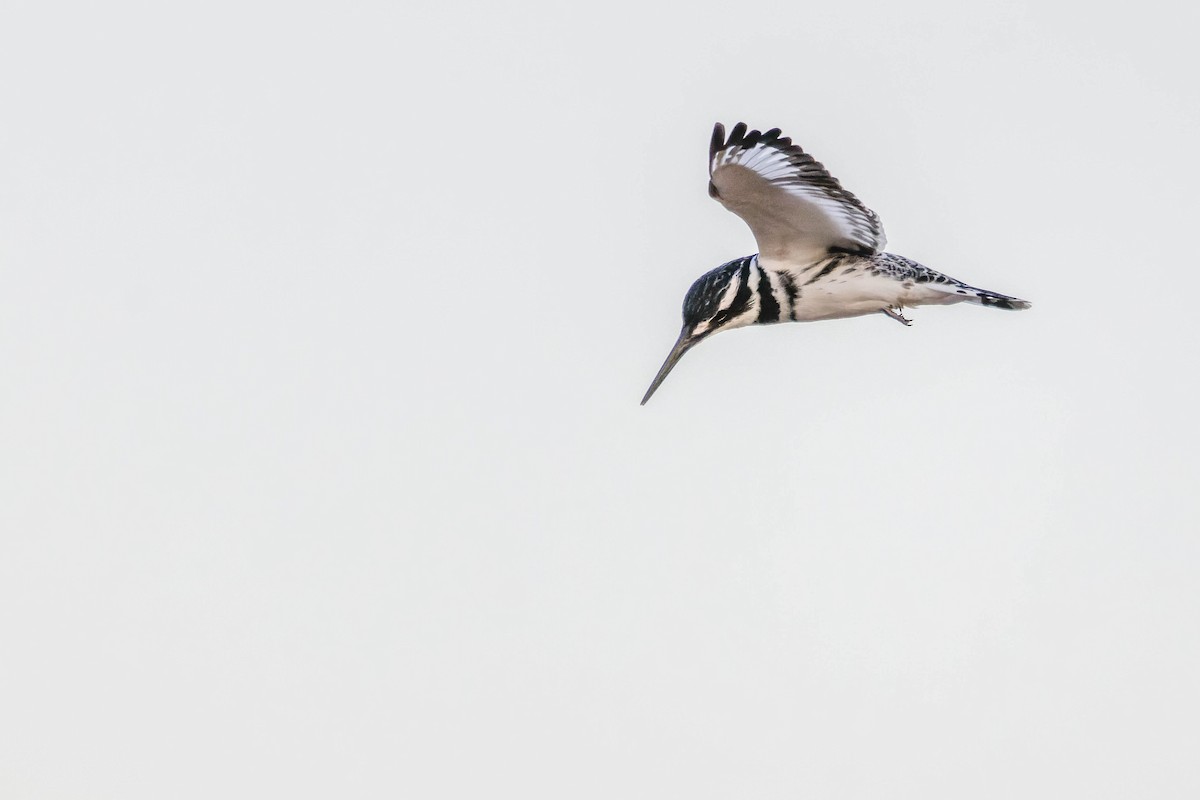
[641,122,1030,405]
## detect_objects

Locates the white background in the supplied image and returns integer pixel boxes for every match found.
[2,1,1198,797]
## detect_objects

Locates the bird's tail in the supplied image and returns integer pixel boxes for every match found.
[966,287,1031,311]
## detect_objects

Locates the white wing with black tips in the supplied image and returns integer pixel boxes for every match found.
[708,122,887,266]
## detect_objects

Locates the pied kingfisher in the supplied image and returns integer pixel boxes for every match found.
[641,122,1030,405]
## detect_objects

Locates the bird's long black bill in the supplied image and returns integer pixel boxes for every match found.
[641,331,694,405]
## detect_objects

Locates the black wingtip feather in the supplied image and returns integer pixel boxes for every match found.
[710,123,725,161]
[728,122,748,146]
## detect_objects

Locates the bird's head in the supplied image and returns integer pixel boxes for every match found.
[641,259,753,405]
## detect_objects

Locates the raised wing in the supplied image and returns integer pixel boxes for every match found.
[708,122,886,265]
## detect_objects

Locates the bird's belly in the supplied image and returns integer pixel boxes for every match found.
[790,275,901,321]
[788,272,960,321]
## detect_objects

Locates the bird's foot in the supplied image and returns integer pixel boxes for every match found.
[881,306,913,326]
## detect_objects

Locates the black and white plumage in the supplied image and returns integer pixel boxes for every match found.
[641,122,1030,405]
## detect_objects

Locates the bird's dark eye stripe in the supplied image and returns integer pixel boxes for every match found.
[709,261,753,329]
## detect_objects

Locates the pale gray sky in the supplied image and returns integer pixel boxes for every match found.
[2,1,1198,798]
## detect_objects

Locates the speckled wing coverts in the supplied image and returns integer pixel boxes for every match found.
[708,122,887,265]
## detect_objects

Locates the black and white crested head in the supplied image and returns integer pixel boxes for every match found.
[641,256,758,405]
[681,262,739,325]
[682,256,755,336]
